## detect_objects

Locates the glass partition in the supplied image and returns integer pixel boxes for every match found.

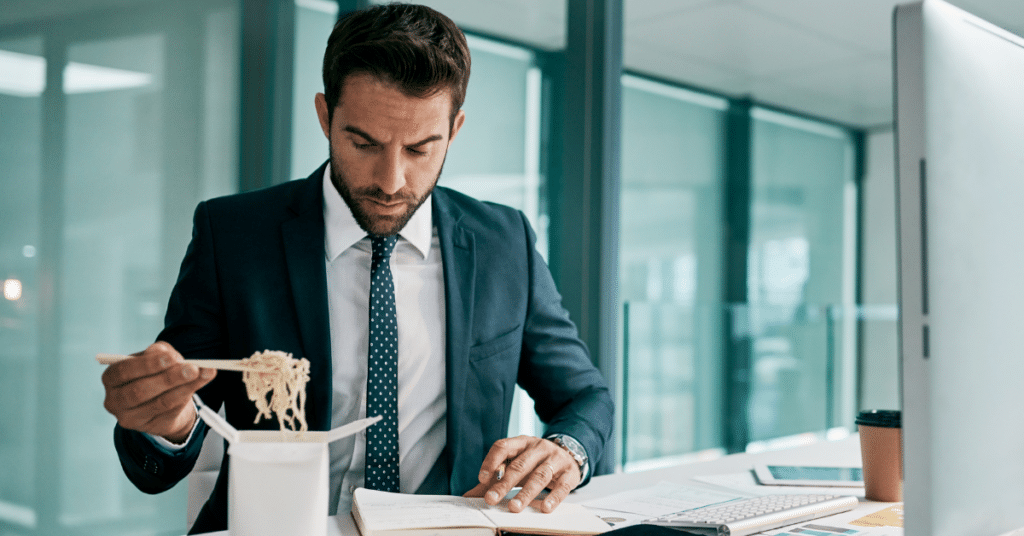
[290,0,338,180]
[443,35,546,255]
[0,1,239,533]
[623,302,891,467]
[618,75,728,468]
[0,35,44,536]
[374,0,567,51]
[619,76,862,469]
[749,109,858,435]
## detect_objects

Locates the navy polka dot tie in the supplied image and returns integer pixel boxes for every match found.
[365,235,400,492]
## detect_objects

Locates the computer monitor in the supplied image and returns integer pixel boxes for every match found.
[894,1,1024,534]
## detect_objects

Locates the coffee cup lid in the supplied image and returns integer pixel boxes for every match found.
[855,409,901,428]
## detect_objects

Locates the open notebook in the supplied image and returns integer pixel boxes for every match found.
[352,488,610,536]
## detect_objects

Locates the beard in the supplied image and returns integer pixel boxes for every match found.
[329,143,444,238]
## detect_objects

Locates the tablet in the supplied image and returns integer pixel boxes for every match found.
[752,464,863,487]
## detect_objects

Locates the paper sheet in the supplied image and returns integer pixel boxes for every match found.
[849,504,904,529]
[480,500,610,533]
[761,503,903,536]
[354,492,492,531]
[579,481,745,517]
[582,507,651,530]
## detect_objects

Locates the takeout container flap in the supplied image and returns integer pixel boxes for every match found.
[192,394,380,445]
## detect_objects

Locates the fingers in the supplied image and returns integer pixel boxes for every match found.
[532,468,577,513]
[111,373,209,428]
[506,457,556,511]
[508,454,577,513]
[477,436,582,513]
[101,341,182,388]
[101,341,216,440]
[462,482,490,498]
[132,384,202,443]
[477,435,530,486]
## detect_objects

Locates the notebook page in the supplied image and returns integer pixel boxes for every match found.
[353,489,494,531]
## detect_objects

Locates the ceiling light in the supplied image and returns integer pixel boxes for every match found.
[0,50,44,97]
[0,49,153,97]
[4,279,22,301]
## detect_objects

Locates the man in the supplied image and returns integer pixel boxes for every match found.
[101,4,613,534]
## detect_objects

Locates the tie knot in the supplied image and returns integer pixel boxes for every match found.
[371,235,398,260]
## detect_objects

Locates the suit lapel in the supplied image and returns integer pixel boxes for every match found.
[282,163,333,431]
[433,188,475,490]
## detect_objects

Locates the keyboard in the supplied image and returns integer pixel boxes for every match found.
[643,494,858,536]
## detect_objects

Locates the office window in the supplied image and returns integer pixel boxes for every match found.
[619,76,859,468]
[0,35,44,535]
[619,75,728,468]
[444,35,546,255]
[290,0,337,181]
[378,0,567,51]
[746,109,858,443]
[0,1,239,534]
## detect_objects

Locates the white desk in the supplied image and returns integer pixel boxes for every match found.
[196,435,878,535]
[573,434,864,503]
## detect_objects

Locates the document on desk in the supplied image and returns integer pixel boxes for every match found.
[760,502,903,535]
[579,481,745,518]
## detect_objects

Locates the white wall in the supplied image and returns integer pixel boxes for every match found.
[859,128,900,411]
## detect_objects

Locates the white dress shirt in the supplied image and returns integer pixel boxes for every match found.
[321,166,448,516]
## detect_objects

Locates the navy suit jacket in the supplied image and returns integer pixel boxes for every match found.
[113,162,614,534]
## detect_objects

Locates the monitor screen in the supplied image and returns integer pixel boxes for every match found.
[894,1,1024,534]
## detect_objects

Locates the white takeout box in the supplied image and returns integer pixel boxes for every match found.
[193,395,380,536]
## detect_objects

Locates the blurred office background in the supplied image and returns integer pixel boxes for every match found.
[1,0,1021,534]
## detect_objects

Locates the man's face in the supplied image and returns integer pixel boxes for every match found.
[315,73,465,238]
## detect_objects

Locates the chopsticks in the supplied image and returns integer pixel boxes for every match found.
[95,353,250,372]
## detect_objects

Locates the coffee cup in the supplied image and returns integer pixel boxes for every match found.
[856,409,902,502]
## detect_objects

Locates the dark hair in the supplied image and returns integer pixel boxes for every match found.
[322,3,471,126]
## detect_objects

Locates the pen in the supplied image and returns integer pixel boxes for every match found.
[496,463,505,481]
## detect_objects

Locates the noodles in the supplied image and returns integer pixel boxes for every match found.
[241,350,310,433]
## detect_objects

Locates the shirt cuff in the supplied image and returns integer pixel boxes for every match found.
[544,433,590,484]
[145,411,203,454]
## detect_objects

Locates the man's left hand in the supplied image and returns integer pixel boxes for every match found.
[463,435,581,513]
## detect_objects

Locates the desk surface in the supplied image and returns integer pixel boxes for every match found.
[573,434,864,503]
[196,435,872,536]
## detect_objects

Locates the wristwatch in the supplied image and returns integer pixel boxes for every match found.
[547,434,588,480]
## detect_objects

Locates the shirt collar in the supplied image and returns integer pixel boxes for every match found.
[322,163,433,261]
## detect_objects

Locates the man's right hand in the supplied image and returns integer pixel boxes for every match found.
[101,341,217,444]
